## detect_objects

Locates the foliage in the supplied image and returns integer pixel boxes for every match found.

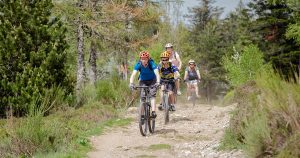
[95,72,132,108]
[0,0,71,117]
[0,101,132,157]
[248,0,300,77]
[223,44,266,87]
[222,70,300,157]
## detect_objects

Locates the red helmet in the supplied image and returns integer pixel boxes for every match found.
[139,51,150,58]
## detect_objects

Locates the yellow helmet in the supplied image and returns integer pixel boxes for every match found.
[160,51,170,58]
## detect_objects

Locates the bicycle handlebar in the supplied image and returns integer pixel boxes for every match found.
[133,85,157,90]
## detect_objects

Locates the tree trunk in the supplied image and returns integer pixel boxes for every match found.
[76,21,85,103]
[89,39,97,85]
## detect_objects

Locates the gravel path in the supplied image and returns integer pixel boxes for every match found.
[88,101,244,158]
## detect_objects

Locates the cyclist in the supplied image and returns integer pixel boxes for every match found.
[184,59,201,100]
[129,51,160,118]
[158,51,180,111]
[165,43,182,95]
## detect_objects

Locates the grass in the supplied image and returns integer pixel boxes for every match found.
[148,144,171,151]
[220,70,300,157]
[33,117,132,158]
[0,75,133,158]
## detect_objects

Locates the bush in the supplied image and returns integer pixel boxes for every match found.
[0,0,71,117]
[223,44,266,87]
[75,72,133,109]
[221,70,300,157]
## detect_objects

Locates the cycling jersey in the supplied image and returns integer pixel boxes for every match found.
[134,60,157,81]
[157,62,179,79]
[185,67,199,80]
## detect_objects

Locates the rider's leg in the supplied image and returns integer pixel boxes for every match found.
[195,82,200,97]
[187,83,191,97]
[176,80,181,95]
[150,81,158,118]
[150,98,156,112]
[169,91,174,105]
[158,85,165,110]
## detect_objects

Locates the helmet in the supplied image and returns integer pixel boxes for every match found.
[160,51,170,58]
[165,43,173,48]
[189,59,195,64]
[139,51,150,58]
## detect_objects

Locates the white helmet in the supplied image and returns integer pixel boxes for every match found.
[189,59,195,64]
[165,43,173,48]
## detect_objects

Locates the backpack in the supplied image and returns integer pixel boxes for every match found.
[171,51,177,60]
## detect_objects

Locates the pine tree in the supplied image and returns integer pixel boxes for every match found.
[0,0,69,117]
[248,0,300,76]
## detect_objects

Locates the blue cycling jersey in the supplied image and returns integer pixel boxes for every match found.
[134,60,157,81]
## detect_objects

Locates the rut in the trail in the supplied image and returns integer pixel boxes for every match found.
[87,101,244,158]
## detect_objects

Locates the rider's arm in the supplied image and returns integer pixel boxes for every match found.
[154,68,160,83]
[174,71,180,79]
[184,70,188,81]
[129,70,138,84]
[176,52,182,70]
[196,69,201,80]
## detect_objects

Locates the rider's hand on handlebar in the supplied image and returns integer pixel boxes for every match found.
[154,82,160,88]
[129,83,135,90]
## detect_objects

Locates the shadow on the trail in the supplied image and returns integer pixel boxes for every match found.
[155,128,178,134]
[170,117,192,123]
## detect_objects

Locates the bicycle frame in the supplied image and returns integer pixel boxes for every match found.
[134,85,155,136]
[160,79,176,124]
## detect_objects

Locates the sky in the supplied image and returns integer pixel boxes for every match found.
[163,0,251,25]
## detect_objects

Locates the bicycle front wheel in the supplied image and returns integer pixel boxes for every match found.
[139,103,148,136]
[192,91,196,107]
[148,104,155,133]
[163,92,169,124]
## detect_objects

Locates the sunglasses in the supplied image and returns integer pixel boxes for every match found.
[161,59,169,61]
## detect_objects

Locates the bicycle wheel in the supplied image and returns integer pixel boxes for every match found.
[192,90,196,107]
[163,92,169,124]
[139,103,148,136]
[148,104,155,133]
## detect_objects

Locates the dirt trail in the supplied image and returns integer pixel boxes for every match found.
[88,101,244,158]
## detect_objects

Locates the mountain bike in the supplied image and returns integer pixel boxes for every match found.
[160,79,176,124]
[133,85,156,136]
[187,80,198,107]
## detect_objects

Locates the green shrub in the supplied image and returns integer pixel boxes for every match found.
[223,44,266,87]
[95,73,132,108]
[222,89,235,105]
[222,70,300,157]
[0,0,71,117]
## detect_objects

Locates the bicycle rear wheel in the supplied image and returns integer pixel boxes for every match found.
[139,103,148,136]
[163,92,169,124]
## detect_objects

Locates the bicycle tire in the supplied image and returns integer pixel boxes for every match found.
[148,103,155,133]
[139,103,148,136]
[192,91,196,107]
[163,92,169,124]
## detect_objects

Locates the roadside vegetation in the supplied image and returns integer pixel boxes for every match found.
[1,0,300,157]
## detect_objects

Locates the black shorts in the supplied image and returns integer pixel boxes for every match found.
[160,79,175,92]
[139,79,157,98]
